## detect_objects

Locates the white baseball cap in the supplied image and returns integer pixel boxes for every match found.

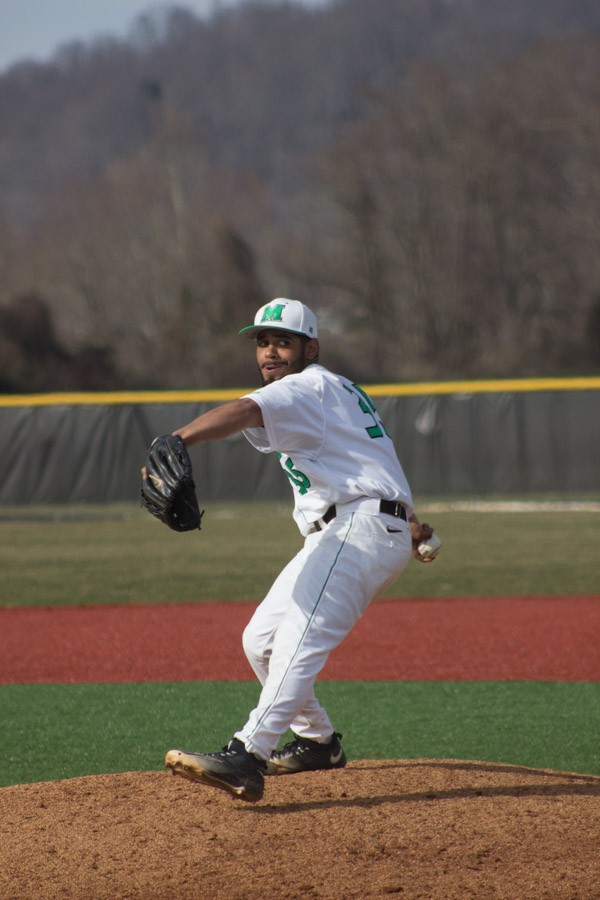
[239,298,318,339]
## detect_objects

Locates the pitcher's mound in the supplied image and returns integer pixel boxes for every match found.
[1,759,599,899]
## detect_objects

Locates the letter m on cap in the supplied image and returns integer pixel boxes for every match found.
[260,303,285,324]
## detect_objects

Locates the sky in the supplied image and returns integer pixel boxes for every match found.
[0,0,326,73]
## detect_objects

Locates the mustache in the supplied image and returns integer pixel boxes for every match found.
[259,360,288,385]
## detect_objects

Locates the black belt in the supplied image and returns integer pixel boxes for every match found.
[316,499,407,530]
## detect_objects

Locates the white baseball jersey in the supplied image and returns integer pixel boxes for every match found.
[243,364,413,535]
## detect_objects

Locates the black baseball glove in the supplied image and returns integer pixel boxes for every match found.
[141,434,203,532]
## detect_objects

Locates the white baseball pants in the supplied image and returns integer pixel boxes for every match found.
[235,502,413,761]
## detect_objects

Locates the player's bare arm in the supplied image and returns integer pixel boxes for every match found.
[174,398,264,447]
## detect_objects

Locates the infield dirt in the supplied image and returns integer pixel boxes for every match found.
[1,760,599,899]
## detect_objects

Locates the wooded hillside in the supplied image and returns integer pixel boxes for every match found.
[1,0,599,390]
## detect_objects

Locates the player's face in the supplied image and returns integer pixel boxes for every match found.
[256,330,318,385]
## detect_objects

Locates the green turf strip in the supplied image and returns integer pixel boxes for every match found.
[1,682,598,787]
[1,505,599,605]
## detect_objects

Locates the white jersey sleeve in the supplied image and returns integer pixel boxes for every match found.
[243,372,325,458]
[243,365,413,535]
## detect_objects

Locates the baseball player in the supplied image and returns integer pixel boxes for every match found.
[165,298,439,801]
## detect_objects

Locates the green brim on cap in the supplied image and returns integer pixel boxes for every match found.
[238,324,310,337]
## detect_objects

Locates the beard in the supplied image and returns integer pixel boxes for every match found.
[258,345,309,386]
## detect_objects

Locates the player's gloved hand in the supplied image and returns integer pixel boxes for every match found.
[141,434,203,532]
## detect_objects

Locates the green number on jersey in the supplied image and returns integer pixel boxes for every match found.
[278,454,311,495]
[343,383,390,439]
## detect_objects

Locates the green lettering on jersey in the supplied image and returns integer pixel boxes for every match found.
[278,453,311,495]
[260,303,286,324]
[343,383,391,439]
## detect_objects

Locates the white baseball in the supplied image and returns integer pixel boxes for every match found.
[417,533,442,558]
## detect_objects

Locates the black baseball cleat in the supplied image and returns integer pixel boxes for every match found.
[165,738,266,802]
[266,732,347,775]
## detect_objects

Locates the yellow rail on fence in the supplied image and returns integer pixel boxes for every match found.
[0,376,599,406]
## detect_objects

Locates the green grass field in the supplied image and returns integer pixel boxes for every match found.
[1,501,599,606]
[2,682,599,787]
[0,501,598,786]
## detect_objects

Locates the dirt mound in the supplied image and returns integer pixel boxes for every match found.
[1,760,599,899]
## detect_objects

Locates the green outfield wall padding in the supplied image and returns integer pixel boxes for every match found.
[0,384,598,502]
